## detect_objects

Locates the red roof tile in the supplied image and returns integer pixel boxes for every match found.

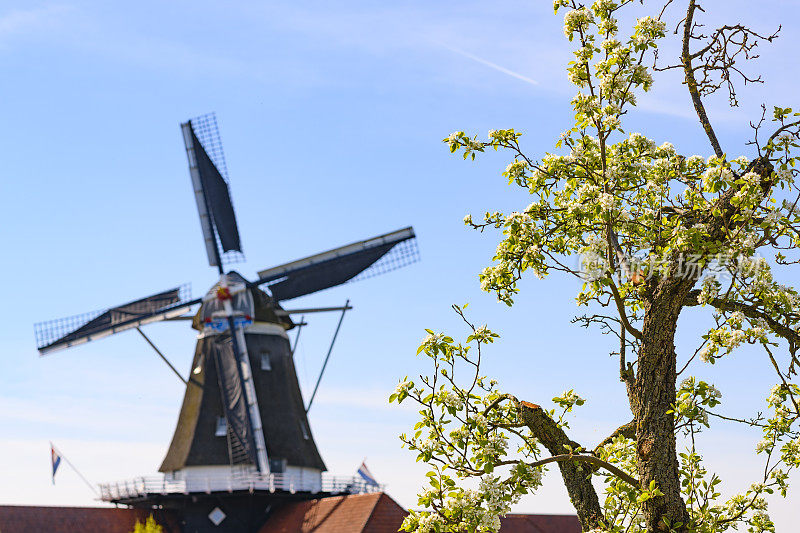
[260,492,386,533]
[0,505,178,533]
[363,493,408,533]
[260,492,580,533]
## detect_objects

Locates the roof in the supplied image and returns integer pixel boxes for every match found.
[0,505,178,533]
[259,492,580,533]
[259,492,404,533]
[0,494,579,533]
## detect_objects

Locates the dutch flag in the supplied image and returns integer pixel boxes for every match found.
[357,461,379,487]
[50,442,62,485]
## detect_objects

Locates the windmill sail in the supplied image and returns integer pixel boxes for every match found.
[256,227,418,301]
[181,114,242,267]
[34,285,197,355]
[211,335,257,465]
[189,126,241,253]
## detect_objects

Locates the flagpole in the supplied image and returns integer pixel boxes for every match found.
[51,443,99,496]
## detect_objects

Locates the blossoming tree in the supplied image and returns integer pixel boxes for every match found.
[392,1,800,531]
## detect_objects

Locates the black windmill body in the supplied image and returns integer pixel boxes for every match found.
[33,113,419,533]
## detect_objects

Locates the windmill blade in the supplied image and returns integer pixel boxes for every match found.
[34,284,198,355]
[210,335,258,466]
[256,226,418,301]
[182,113,243,268]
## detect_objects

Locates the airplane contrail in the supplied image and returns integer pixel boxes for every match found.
[442,44,539,86]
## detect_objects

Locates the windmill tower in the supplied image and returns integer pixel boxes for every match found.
[33,113,419,532]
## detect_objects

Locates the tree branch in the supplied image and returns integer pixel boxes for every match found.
[593,419,636,454]
[483,393,518,416]
[517,401,605,530]
[685,290,799,353]
[609,280,644,340]
[682,0,724,157]
[528,454,640,487]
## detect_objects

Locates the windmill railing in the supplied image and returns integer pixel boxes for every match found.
[97,472,383,501]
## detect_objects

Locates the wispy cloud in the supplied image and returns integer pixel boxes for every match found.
[442,44,539,86]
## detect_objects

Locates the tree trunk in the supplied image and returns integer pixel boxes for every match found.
[633,282,693,532]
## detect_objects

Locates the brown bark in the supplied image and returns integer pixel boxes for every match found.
[633,279,694,531]
[682,0,724,159]
[518,401,604,531]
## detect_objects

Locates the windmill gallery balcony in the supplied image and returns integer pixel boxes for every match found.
[98,472,383,503]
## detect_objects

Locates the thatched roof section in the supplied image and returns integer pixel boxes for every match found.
[160,325,325,472]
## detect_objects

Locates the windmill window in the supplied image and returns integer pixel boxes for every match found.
[215,417,227,437]
[269,458,287,473]
[260,351,272,371]
[299,420,309,440]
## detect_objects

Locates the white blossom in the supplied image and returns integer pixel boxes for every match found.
[697,276,720,305]
[395,379,413,395]
[742,171,761,187]
[421,332,445,352]
[698,344,713,363]
[634,16,666,38]
[563,8,593,39]
[441,390,464,410]
[728,311,745,329]
[755,438,772,453]
[486,432,508,454]
[599,192,616,211]
[505,161,527,180]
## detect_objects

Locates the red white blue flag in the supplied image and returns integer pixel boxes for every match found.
[50,443,62,484]
[357,461,378,486]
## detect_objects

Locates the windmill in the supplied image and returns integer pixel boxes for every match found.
[33,113,418,532]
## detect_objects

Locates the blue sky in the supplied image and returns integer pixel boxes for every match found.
[1,0,798,528]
